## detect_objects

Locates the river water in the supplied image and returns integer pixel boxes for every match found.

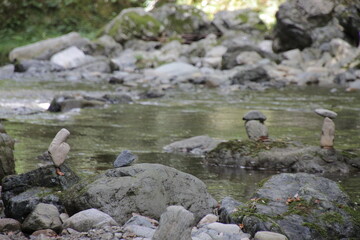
[0,77,359,203]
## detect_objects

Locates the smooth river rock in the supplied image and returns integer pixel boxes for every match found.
[320,117,335,149]
[48,128,70,167]
[315,108,337,119]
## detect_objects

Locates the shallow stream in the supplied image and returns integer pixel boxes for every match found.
[0,77,359,203]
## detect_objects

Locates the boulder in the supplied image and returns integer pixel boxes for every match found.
[62,209,118,232]
[62,163,217,225]
[50,46,89,69]
[205,139,359,174]
[104,8,164,43]
[231,65,270,84]
[21,203,62,233]
[272,0,360,52]
[2,164,79,222]
[48,95,106,112]
[163,135,222,155]
[213,9,267,35]
[0,130,15,181]
[152,206,194,240]
[0,218,21,232]
[92,35,123,58]
[152,4,212,36]
[154,62,200,79]
[219,173,360,239]
[14,60,63,73]
[9,32,91,62]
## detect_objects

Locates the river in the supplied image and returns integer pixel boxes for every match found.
[0,77,359,203]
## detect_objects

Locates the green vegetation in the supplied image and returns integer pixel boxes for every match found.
[284,199,317,216]
[302,222,327,237]
[321,211,344,224]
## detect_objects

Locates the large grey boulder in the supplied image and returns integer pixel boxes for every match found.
[9,32,91,62]
[205,140,359,174]
[152,206,194,240]
[21,203,62,233]
[163,135,222,155]
[2,164,79,222]
[62,209,118,232]
[103,8,164,43]
[219,173,359,239]
[152,4,212,36]
[0,127,15,181]
[62,163,217,225]
[272,0,360,52]
[154,62,200,79]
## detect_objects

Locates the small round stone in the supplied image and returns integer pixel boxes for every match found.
[314,109,337,119]
[243,110,267,122]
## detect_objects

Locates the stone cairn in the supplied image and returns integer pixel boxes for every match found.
[242,110,269,141]
[48,128,71,175]
[315,109,337,149]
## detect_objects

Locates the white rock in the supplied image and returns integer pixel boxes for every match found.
[314,109,337,119]
[254,231,288,240]
[154,62,199,78]
[50,46,86,69]
[197,214,218,226]
[48,128,70,167]
[205,46,227,58]
[206,222,241,234]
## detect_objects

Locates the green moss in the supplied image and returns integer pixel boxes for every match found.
[254,23,268,32]
[343,205,360,228]
[258,176,271,188]
[210,139,288,157]
[303,222,327,237]
[164,5,205,34]
[236,13,249,23]
[284,199,317,216]
[321,211,344,224]
[108,12,163,41]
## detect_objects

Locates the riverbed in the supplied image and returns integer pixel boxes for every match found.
[0,77,359,203]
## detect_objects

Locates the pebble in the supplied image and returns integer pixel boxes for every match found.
[113,150,137,168]
[243,110,267,122]
[254,231,288,240]
[314,108,337,119]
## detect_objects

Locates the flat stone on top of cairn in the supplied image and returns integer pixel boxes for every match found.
[314,108,337,119]
[242,110,267,123]
[243,110,269,141]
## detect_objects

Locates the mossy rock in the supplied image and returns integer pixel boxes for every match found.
[152,4,211,35]
[104,8,164,43]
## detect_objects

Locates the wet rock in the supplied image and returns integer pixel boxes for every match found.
[245,120,269,141]
[152,206,194,240]
[14,59,63,73]
[2,164,79,222]
[48,128,70,168]
[102,93,132,104]
[320,117,335,149]
[9,32,91,62]
[0,130,15,181]
[63,208,118,232]
[243,110,267,123]
[0,218,21,232]
[163,135,222,155]
[21,203,62,233]
[243,173,359,239]
[113,150,137,168]
[62,163,217,225]
[152,4,212,36]
[48,95,106,112]
[0,64,14,78]
[254,231,288,240]
[205,139,358,173]
[314,109,337,119]
[231,65,270,84]
[154,62,200,80]
[104,8,164,43]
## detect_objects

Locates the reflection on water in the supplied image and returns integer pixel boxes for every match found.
[1,81,360,203]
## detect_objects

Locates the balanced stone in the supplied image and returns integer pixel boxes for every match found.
[48,128,70,167]
[113,150,137,168]
[245,120,269,141]
[320,117,335,149]
[243,110,267,122]
[315,108,337,119]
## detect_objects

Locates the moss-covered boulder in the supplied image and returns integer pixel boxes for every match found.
[219,173,360,239]
[205,139,360,174]
[104,8,164,43]
[152,4,212,36]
